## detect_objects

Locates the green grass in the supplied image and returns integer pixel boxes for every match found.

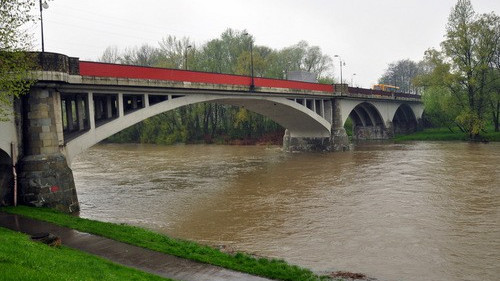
[394,126,500,141]
[2,206,331,281]
[0,226,173,281]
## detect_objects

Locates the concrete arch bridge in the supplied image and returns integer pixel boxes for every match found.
[0,52,423,212]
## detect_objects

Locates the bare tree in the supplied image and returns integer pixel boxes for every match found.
[158,35,193,69]
[98,46,120,63]
[120,44,161,66]
[379,59,420,93]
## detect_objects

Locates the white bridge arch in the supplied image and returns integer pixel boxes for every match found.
[64,93,333,164]
[338,99,424,127]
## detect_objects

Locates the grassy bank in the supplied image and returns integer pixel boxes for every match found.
[2,206,330,281]
[0,226,173,281]
[394,127,500,141]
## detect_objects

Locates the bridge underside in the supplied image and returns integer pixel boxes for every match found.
[57,90,423,160]
[341,100,422,140]
[392,104,418,134]
[349,102,388,140]
[58,91,338,163]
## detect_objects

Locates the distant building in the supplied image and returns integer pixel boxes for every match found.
[287,71,317,83]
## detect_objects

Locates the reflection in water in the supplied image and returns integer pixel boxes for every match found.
[73,142,500,281]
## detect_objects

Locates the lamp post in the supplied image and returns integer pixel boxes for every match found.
[334,55,344,85]
[351,73,356,86]
[39,0,49,53]
[334,55,346,93]
[243,32,254,91]
[184,45,192,70]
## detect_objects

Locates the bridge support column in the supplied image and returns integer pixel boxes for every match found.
[18,88,79,213]
[282,99,351,152]
[330,99,350,151]
[76,96,85,131]
[282,130,331,152]
[385,121,395,138]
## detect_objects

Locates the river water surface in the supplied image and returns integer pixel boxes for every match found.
[72,142,499,281]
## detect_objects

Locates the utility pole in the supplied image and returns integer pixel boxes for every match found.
[334,55,345,93]
[243,32,255,91]
[39,0,49,53]
[184,45,192,70]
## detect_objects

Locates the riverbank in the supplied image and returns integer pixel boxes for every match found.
[1,206,331,281]
[0,226,173,281]
[394,127,500,141]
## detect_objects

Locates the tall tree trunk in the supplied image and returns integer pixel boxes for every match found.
[211,104,218,137]
[494,100,500,132]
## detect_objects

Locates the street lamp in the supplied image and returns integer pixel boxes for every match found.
[333,55,345,85]
[351,73,356,86]
[184,45,192,70]
[334,55,346,93]
[39,0,49,53]
[242,32,255,91]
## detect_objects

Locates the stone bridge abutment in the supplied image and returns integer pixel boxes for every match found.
[17,87,79,212]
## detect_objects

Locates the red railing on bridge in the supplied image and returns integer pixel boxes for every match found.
[78,61,420,100]
[79,61,333,93]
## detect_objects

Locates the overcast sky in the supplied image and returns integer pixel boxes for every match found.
[29,0,499,88]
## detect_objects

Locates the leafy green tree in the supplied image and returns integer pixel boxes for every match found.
[441,0,499,138]
[414,1,499,138]
[487,68,500,131]
[235,49,267,77]
[196,29,251,74]
[486,21,500,131]
[422,87,462,130]
[0,0,36,119]
[414,50,460,129]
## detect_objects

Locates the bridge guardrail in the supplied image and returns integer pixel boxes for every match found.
[346,86,421,100]
[26,52,420,101]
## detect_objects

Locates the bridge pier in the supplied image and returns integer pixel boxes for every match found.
[282,130,332,152]
[330,99,351,151]
[18,87,79,213]
[282,99,351,152]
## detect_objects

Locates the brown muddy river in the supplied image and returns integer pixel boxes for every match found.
[72,142,500,281]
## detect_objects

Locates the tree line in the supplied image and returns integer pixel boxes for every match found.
[377,0,499,138]
[102,29,336,144]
